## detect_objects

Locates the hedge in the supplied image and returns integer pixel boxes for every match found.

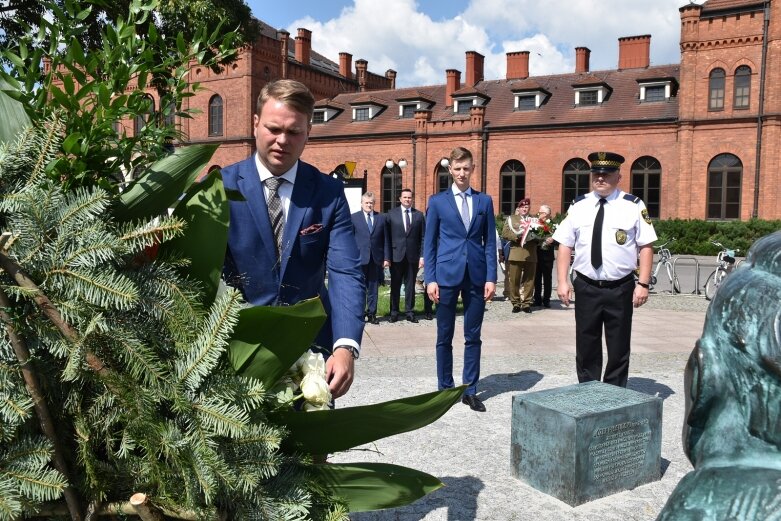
[495,214,780,256]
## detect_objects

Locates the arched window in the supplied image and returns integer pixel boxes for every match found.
[561,158,591,212]
[436,162,452,193]
[707,154,742,219]
[381,164,402,212]
[630,157,661,219]
[134,94,155,136]
[209,95,223,136]
[709,68,725,111]
[162,100,176,128]
[733,65,751,109]
[499,160,526,216]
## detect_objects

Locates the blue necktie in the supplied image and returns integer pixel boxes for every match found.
[459,192,470,231]
[367,212,373,232]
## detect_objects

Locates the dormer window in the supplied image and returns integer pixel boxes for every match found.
[637,78,677,103]
[401,104,416,118]
[311,106,342,124]
[452,94,488,115]
[349,100,385,121]
[512,89,548,111]
[395,96,434,119]
[455,100,473,114]
[573,84,610,107]
[354,107,370,121]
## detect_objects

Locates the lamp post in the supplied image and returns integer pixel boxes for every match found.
[384,158,407,211]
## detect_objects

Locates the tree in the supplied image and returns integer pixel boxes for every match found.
[0,0,260,56]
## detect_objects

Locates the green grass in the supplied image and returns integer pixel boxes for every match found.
[371,286,464,316]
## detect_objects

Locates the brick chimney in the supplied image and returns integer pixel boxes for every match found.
[506,51,530,80]
[386,69,397,90]
[446,69,461,107]
[355,59,368,91]
[618,35,651,69]
[465,51,485,86]
[575,47,590,73]
[339,52,352,80]
[295,28,312,65]
[278,30,290,78]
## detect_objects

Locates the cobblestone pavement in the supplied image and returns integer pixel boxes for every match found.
[331,290,709,521]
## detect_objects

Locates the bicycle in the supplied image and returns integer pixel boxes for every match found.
[704,241,740,301]
[649,239,680,293]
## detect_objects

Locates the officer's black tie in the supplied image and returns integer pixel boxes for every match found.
[591,197,606,269]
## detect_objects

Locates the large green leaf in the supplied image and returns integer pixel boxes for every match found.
[276,386,465,455]
[0,79,31,144]
[228,298,327,389]
[113,144,219,223]
[161,170,228,306]
[311,463,443,512]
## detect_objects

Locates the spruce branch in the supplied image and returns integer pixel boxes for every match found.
[0,286,82,521]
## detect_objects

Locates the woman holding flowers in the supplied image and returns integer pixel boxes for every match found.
[533,204,556,308]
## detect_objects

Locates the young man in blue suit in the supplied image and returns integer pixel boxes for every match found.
[351,192,390,325]
[424,147,497,412]
[222,79,364,399]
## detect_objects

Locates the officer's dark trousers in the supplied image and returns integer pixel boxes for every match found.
[573,275,634,387]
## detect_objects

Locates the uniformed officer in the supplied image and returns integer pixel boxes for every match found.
[552,152,657,387]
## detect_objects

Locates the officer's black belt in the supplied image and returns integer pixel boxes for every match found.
[575,271,634,289]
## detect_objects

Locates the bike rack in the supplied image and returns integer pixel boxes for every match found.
[672,257,701,295]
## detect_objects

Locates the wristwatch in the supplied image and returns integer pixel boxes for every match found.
[335,345,359,359]
[636,281,650,289]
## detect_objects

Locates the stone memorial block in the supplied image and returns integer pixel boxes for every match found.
[511,381,662,506]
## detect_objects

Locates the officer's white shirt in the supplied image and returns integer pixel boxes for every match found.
[552,189,657,280]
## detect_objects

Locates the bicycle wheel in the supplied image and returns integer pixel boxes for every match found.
[704,270,723,300]
[665,263,681,294]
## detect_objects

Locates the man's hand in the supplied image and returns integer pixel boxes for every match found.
[326,348,355,398]
[383,260,390,268]
[418,258,424,269]
[557,282,573,307]
[632,285,649,308]
[484,282,496,302]
[427,282,440,304]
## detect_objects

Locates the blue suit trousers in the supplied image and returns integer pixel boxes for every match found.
[362,262,380,314]
[435,270,485,395]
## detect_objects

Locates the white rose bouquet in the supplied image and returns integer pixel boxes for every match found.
[274,351,332,411]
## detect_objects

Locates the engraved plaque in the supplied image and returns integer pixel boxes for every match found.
[511,381,662,506]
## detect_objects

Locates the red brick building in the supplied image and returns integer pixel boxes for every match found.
[186,0,781,220]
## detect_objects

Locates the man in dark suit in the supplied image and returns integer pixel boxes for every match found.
[424,147,497,412]
[351,192,390,325]
[387,188,433,322]
[222,79,364,399]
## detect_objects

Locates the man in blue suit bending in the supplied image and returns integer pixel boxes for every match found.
[424,147,497,412]
[351,192,390,325]
[222,79,364,399]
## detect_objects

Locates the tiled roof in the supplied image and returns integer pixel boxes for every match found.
[700,0,766,14]
[308,65,680,139]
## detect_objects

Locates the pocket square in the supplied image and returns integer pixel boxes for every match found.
[300,223,324,236]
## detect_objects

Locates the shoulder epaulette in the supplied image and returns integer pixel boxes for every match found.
[573,194,587,204]
[623,194,641,204]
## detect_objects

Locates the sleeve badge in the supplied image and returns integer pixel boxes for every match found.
[641,208,652,225]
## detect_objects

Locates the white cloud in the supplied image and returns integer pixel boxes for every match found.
[282,0,705,87]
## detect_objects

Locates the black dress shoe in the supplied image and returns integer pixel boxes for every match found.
[512,305,521,313]
[406,314,419,323]
[532,300,542,307]
[424,312,434,320]
[461,394,486,412]
[368,314,380,324]
[522,307,532,314]
[389,314,399,323]
[542,300,551,308]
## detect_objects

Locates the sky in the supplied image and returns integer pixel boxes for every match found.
[247,0,705,88]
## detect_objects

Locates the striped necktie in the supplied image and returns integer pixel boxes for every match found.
[265,176,286,258]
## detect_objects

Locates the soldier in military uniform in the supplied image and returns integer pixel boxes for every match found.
[502,198,538,313]
[552,152,657,387]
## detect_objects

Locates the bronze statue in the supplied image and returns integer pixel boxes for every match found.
[658,231,781,520]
